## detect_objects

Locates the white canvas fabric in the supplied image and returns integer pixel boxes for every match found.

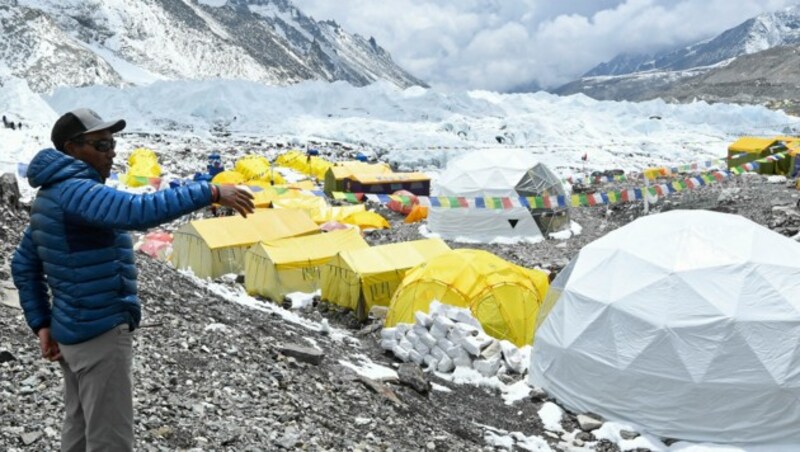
[429,149,543,243]
[427,206,543,243]
[530,210,800,445]
[435,149,539,198]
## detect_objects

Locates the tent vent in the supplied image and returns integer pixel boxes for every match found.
[508,219,519,229]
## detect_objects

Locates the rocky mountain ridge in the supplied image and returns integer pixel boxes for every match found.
[585,5,800,78]
[553,5,800,108]
[2,0,426,93]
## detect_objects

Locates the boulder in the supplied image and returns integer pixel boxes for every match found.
[278,344,324,365]
[0,173,20,211]
[21,431,42,446]
[397,363,431,394]
[358,376,403,407]
[576,414,603,432]
[0,350,15,363]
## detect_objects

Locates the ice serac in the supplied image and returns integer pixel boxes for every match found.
[7,0,427,93]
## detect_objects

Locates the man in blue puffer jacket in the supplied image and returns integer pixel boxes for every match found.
[11,108,254,451]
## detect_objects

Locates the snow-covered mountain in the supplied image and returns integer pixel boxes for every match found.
[2,0,426,93]
[554,5,800,103]
[585,5,800,77]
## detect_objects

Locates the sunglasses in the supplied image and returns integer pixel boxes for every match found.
[71,138,117,153]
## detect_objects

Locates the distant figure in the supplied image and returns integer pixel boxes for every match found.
[2,115,7,127]
[17,122,22,130]
[207,153,223,177]
[9,122,15,130]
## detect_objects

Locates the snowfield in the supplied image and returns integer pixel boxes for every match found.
[1,73,796,175]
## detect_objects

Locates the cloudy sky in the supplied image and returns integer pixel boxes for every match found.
[293,0,800,92]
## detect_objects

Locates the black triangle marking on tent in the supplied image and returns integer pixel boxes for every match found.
[508,219,519,229]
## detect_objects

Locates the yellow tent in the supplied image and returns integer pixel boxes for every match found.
[172,210,319,279]
[308,158,333,180]
[341,211,390,229]
[124,148,161,187]
[244,228,369,301]
[728,137,776,155]
[343,172,431,195]
[324,161,392,194]
[275,150,333,179]
[404,205,428,223]
[321,239,451,318]
[212,170,246,185]
[235,155,286,184]
[247,186,317,208]
[385,249,549,346]
[125,162,161,187]
[128,148,157,167]
[727,136,796,174]
[273,197,366,223]
[275,150,306,168]
[283,180,317,191]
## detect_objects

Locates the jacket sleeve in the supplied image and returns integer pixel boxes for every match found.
[11,227,51,334]
[59,180,213,231]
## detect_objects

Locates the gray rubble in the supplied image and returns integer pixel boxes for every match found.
[3,135,800,450]
[577,414,604,432]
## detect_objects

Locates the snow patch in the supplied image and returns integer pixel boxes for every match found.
[549,220,583,240]
[479,423,554,452]
[204,323,229,332]
[537,402,564,432]
[339,356,398,381]
[501,380,532,405]
[181,271,349,341]
[285,290,319,310]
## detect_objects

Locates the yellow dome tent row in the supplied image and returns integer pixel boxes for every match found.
[385,249,549,347]
[171,209,320,279]
[244,228,369,301]
[321,239,452,319]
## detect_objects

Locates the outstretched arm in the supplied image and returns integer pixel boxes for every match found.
[60,181,214,231]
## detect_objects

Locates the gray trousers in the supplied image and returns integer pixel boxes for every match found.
[58,324,134,452]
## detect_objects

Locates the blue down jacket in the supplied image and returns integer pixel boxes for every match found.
[11,148,212,345]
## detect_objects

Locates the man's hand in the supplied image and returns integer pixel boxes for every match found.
[37,328,61,361]
[218,185,255,217]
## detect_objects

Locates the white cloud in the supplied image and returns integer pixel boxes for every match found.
[293,0,800,91]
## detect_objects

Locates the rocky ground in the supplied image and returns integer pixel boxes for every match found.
[3,138,800,451]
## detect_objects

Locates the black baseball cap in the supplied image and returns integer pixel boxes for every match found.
[51,108,126,151]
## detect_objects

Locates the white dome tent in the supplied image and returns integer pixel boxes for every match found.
[428,149,544,243]
[530,210,800,445]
